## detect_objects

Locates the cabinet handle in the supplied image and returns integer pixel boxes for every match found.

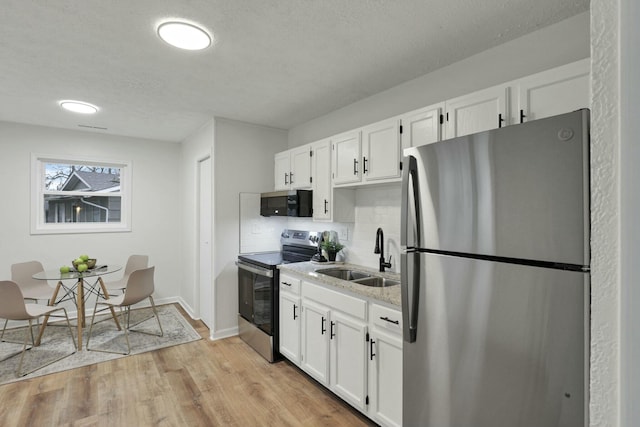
[321,316,326,335]
[370,338,376,360]
[284,173,289,185]
[353,158,359,175]
[520,109,526,124]
[282,281,292,287]
[363,156,368,174]
[380,316,400,325]
[330,321,336,339]
[498,113,505,128]
[293,304,298,320]
[324,199,328,214]
[289,172,294,184]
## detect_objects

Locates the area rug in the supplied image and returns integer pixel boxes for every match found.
[0,304,201,385]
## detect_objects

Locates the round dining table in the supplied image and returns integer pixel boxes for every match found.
[33,265,122,350]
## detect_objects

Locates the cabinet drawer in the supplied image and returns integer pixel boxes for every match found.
[280,274,301,295]
[370,304,402,334]
[303,282,367,320]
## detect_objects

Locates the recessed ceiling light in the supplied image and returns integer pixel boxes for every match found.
[157,21,212,50]
[59,100,99,114]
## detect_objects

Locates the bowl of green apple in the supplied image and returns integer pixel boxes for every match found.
[71,255,96,272]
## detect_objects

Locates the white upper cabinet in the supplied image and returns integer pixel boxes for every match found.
[332,118,401,187]
[512,58,590,124]
[290,145,312,189]
[331,130,362,186]
[311,138,332,220]
[400,103,444,149]
[274,145,312,191]
[361,118,402,182]
[274,151,291,191]
[444,84,509,138]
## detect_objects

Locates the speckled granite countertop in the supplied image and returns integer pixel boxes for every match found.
[278,262,401,308]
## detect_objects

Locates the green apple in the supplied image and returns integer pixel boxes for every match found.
[59,265,70,273]
[77,263,89,273]
[74,257,84,264]
[80,254,89,262]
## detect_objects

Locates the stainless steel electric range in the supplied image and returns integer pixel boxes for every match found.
[236,229,320,362]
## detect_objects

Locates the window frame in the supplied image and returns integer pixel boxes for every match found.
[31,153,132,234]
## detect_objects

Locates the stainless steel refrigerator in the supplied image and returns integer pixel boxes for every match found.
[401,109,590,427]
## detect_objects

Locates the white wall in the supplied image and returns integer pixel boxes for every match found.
[179,118,215,319]
[0,121,182,315]
[213,118,288,337]
[288,12,590,147]
[589,1,619,426]
[181,118,288,339]
[620,0,640,424]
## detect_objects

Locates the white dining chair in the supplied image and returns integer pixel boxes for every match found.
[2,261,61,344]
[100,255,149,297]
[0,280,77,377]
[87,266,163,355]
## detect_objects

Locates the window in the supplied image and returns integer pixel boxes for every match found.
[31,154,131,234]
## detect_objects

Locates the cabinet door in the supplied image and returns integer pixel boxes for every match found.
[301,299,330,386]
[401,104,443,149]
[312,139,332,220]
[332,130,362,185]
[290,145,312,189]
[274,151,291,190]
[445,84,509,138]
[279,292,301,365]
[514,59,589,124]
[361,118,401,182]
[369,328,403,427]
[330,311,368,411]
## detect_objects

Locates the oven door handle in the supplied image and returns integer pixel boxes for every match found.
[236,260,274,278]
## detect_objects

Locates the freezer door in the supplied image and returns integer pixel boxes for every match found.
[403,109,590,266]
[403,252,588,427]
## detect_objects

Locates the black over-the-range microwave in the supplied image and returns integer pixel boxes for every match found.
[260,190,312,217]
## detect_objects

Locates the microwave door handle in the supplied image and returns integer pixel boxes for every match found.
[401,155,420,249]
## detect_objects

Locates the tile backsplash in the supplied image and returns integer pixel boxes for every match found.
[286,184,401,273]
[345,185,401,272]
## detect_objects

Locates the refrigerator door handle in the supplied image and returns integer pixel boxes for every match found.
[401,251,420,343]
[401,155,420,249]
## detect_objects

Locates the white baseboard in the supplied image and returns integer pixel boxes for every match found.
[3,295,238,343]
[210,326,238,341]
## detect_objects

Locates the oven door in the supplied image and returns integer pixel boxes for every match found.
[236,260,274,335]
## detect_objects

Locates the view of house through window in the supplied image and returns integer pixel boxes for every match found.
[44,163,122,223]
[32,154,131,234]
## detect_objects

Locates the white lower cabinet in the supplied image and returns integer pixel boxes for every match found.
[279,274,302,364]
[330,310,368,411]
[368,304,403,427]
[280,278,402,425]
[300,299,330,385]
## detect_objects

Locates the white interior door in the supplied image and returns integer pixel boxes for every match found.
[198,156,213,328]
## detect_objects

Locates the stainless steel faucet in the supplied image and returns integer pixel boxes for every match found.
[374,227,392,272]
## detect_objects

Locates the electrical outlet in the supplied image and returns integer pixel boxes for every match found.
[339,228,349,241]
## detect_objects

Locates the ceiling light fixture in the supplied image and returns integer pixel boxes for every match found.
[59,100,99,114]
[157,21,212,50]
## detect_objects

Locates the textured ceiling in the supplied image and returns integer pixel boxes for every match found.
[0,0,589,142]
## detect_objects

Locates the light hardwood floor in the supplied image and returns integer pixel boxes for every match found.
[0,304,375,427]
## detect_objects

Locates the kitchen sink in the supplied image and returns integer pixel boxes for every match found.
[316,268,371,281]
[316,268,399,287]
[352,277,400,288]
